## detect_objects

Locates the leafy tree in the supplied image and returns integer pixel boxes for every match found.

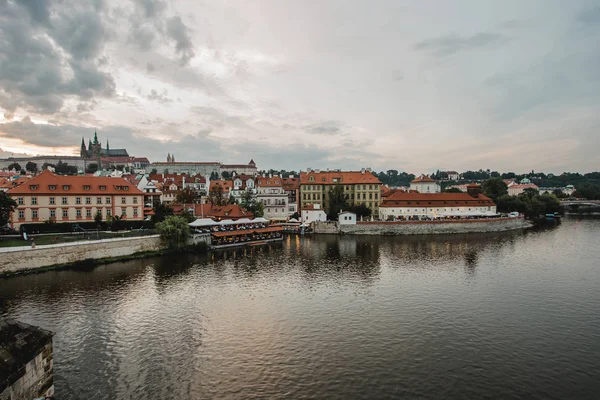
[150,168,158,175]
[175,188,199,204]
[501,172,516,179]
[152,203,174,224]
[208,184,227,206]
[94,210,103,227]
[520,187,539,200]
[86,163,99,174]
[574,183,600,200]
[55,161,78,175]
[222,171,232,179]
[42,162,56,171]
[164,169,169,174]
[240,191,264,217]
[327,185,349,220]
[181,209,196,223]
[444,187,463,193]
[490,171,500,178]
[156,216,190,249]
[25,161,37,173]
[108,215,125,231]
[351,203,372,219]
[210,171,219,180]
[290,212,300,220]
[7,162,21,172]
[481,177,508,200]
[0,192,18,227]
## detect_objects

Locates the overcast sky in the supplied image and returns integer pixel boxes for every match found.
[1,0,599,174]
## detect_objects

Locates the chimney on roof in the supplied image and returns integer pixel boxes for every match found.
[307,167,311,173]
[467,184,481,198]
[366,167,372,173]
[361,168,366,174]
[315,169,320,173]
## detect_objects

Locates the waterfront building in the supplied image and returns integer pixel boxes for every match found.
[379,186,496,220]
[409,175,441,193]
[221,159,257,176]
[299,168,382,215]
[507,178,539,196]
[339,211,357,225]
[230,174,256,204]
[301,203,328,223]
[256,176,288,221]
[7,170,144,229]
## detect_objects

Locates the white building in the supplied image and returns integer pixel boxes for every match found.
[442,171,460,181]
[301,204,327,224]
[507,178,539,196]
[539,185,575,196]
[379,191,497,220]
[410,175,441,193]
[221,160,258,176]
[338,211,357,225]
[229,174,256,204]
[256,176,288,221]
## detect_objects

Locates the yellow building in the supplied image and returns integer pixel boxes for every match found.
[299,168,382,216]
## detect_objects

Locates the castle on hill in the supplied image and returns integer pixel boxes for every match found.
[80,131,129,160]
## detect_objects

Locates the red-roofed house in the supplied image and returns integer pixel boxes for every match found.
[256,175,288,220]
[379,190,496,220]
[7,170,144,228]
[409,175,441,193]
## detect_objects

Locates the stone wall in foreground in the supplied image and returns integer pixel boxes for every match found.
[339,218,532,235]
[0,236,164,275]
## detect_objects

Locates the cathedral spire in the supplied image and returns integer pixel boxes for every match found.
[106,139,109,152]
[93,130,99,144]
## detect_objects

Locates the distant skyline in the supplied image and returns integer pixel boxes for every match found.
[1,0,599,173]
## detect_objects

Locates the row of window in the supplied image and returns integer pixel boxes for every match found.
[18,207,140,220]
[302,192,379,201]
[17,196,139,206]
[303,184,378,191]
[29,184,130,191]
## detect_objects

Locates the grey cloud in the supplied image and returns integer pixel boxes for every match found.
[0,1,115,114]
[137,0,167,18]
[166,16,195,65]
[147,89,173,104]
[146,62,155,72]
[303,121,343,135]
[577,6,600,25]
[415,32,508,57]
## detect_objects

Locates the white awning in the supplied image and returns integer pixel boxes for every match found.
[252,217,270,223]
[189,218,218,227]
[235,218,253,224]
[288,218,299,223]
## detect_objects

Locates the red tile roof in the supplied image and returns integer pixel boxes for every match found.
[282,177,299,190]
[300,170,381,185]
[381,192,495,208]
[210,204,253,220]
[411,175,438,183]
[210,180,233,192]
[7,170,144,195]
[256,177,284,187]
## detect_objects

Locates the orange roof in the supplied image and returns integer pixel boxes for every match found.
[381,192,495,207]
[509,184,539,190]
[210,204,253,220]
[281,177,299,190]
[300,170,381,185]
[7,170,144,195]
[210,180,233,192]
[411,175,438,183]
[302,204,325,211]
[256,177,284,187]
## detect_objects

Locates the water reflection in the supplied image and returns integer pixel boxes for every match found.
[2,219,598,399]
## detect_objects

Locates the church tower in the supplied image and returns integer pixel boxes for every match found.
[80,137,87,158]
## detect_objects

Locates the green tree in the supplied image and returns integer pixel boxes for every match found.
[42,162,56,171]
[7,162,21,172]
[55,161,78,175]
[208,184,227,206]
[108,215,125,231]
[575,183,600,200]
[0,192,18,227]
[25,161,37,173]
[210,171,219,180]
[94,210,103,227]
[86,163,99,174]
[327,185,349,221]
[175,188,199,204]
[290,212,300,220]
[152,203,174,224]
[181,209,196,223]
[351,203,372,219]
[150,168,158,175]
[222,171,232,179]
[240,191,264,217]
[156,216,190,249]
[481,177,508,200]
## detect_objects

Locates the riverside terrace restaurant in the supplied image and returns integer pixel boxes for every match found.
[388,210,501,221]
[188,217,283,246]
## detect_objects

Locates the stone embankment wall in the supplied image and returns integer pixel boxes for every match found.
[0,236,163,275]
[312,218,531,235]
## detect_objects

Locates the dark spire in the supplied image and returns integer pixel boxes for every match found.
[106,139,109,152]
[88,139,92,149]
[93,130,99,144]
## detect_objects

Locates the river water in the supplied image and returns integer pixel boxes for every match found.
[1,217,599,399]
